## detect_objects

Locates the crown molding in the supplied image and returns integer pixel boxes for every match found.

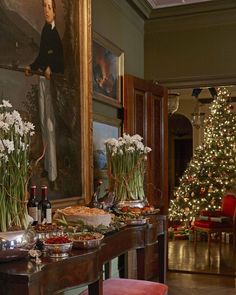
[149,0,236,19]
[156,73,236,89]
[126,0,153,19]
[127,0,236,20]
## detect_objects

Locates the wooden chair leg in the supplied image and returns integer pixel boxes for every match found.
[104,262,112,279]
[219,232,222,253]
[194,229,197,251]
[207,232,211,254]
[233,232,236,253]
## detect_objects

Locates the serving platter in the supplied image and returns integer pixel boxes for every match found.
[71,232,104,249]
[125,218,148,226]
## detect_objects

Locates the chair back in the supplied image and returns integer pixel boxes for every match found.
[222,194,236,217]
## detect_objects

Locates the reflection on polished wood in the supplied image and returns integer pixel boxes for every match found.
[167,240,236,294]
[0,216,166,295]
[168,240,236,276]
[167,272,236,295]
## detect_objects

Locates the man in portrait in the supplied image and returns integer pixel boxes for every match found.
[25,0,64,185]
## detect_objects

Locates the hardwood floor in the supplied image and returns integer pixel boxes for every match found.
[167,272,236,295]
[167,239,236,294]
[168,239,236,275]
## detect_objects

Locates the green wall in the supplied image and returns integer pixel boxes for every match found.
[144,0,236,86]
[92,0,144,79]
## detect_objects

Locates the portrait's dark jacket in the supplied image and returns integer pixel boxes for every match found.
[30,22,64,74]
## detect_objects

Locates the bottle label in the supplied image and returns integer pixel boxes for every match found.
[46,208,52,224]
[28,207,38,222]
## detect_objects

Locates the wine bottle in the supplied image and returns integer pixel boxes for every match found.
[27,185,39,224]
[38,185,52,224]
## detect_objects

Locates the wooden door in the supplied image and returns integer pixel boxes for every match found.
[124,74,168,214]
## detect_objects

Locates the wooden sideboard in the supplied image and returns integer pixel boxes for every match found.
[0,215,166,295]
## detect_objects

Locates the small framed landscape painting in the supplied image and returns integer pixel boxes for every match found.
[92,32,124,108]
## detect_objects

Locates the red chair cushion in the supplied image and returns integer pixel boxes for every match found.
[222,194,236,217]
[194,220,232,228]
[80,278,168,295]
[200,210,222,217]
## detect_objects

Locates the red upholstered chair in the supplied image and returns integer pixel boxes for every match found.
[194,194,236,253]
[80,278,168,295]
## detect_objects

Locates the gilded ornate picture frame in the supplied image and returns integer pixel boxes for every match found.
[0,0,92,208]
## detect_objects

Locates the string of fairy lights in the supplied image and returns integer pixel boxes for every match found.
[169,87,236,223]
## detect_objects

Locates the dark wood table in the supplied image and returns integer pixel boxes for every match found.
[0,215,166,295]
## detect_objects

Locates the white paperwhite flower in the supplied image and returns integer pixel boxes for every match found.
[135,141,144,151]
[105,133,151,156]
[2,139,14,154]
[132,134,143,142]
[105,138,118,147]
[0,100,12,108]
[5,112,15,126]
[12,110,22,123]
[112,147,118,156]
[105,133,151,202]
[0,99,35,232]
[123,133,132,145]
[14,123,24,136]
[0,121,10,132]
[144,147,152,153]
[117,141,124,149]
[24,121,35,134]
[127,146,135,152]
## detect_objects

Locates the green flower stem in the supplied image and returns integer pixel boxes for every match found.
[106,148,147,202]
[0,114,32,232]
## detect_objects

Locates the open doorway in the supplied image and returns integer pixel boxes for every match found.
[168,113,193,198]
[167,89,236,276]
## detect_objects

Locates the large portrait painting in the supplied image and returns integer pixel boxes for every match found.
[0,0,90,203]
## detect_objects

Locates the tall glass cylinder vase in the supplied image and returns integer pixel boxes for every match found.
[105,133,151,208]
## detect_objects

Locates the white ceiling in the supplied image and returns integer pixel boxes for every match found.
[146,0,213,9]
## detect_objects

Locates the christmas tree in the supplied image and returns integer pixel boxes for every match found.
[169,87,236,223]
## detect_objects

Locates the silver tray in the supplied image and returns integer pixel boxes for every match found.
[125,218,147,226]
[115,200,147,209]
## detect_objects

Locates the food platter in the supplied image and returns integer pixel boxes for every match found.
[55,206,112,227]
[142,208,160,215]
[71,232,104,249]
